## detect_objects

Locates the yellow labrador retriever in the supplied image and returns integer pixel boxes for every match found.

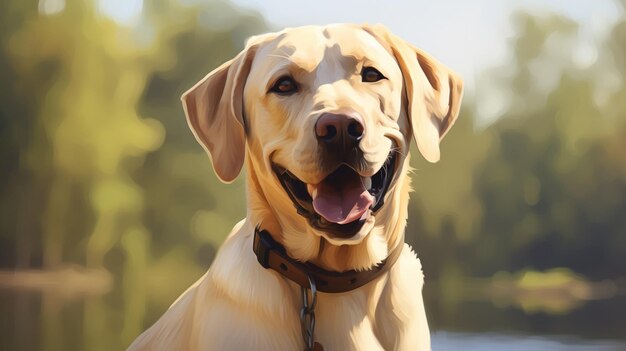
[129,23,462,351]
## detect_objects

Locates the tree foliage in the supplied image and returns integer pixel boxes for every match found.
[408,10,626,279]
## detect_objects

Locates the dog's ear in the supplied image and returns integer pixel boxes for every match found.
[181,45,257,183]
[363,24,463,163]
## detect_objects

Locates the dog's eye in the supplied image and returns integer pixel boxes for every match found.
[270,76,298,95]
[361,67,386,83]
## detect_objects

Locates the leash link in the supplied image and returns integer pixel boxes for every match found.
[300,274,317,351]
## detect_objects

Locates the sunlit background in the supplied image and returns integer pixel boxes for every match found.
[1,0,626,350]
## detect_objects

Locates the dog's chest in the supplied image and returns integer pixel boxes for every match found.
[313,291,386,351]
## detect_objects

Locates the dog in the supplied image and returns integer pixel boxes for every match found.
[128,23,462,351]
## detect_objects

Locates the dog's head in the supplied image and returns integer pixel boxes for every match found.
[182,24,462,266]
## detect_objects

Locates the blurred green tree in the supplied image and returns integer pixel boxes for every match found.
[0,1,267,349]
[408,10,626,280]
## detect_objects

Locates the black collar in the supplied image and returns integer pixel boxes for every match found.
[253,227,403,293]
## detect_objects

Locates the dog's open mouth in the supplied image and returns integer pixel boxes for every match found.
[272,151,397,238]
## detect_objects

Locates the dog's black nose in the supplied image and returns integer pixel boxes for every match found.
[315,113,364,146]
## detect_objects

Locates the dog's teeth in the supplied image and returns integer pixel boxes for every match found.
[363,176,372,190]
[307,184,317,197]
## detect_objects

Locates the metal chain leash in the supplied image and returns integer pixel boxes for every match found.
[300,274,318,351]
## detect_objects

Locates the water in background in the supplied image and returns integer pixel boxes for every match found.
[432,331,626,351]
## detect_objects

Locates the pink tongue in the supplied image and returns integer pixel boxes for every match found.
[311,170,374,225]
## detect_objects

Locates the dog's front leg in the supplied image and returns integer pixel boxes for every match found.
[374,244,431,351]
[193,298,302,350]
[193,222,304,350]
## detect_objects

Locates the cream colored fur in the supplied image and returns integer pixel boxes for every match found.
[128,23,462,351]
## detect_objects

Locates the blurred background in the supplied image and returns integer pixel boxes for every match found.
[1,0,625,350]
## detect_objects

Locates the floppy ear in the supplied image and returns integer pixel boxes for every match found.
[363,24,463,163]
[181,46,257,183]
